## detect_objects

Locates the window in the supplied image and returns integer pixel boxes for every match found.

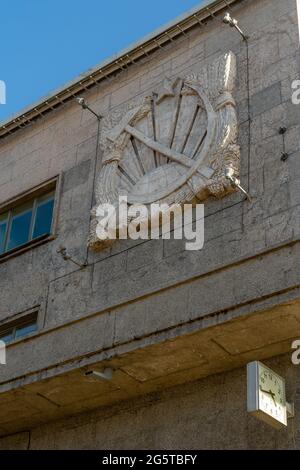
[0,314,38,344]
[0,189,55,256]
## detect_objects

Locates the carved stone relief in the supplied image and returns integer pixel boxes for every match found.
[89,51,240,248]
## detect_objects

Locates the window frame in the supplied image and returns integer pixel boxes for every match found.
[0,319,38,344]
[0,176,60,262]
[0,309,39,345]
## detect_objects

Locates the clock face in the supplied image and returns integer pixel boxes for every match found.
[247,361,287,428]
[258,363,287,426]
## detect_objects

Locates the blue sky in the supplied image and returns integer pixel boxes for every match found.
[0,0,203,122]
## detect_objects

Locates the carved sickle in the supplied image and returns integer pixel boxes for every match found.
[102,81,218,205]
[125,124,214,180]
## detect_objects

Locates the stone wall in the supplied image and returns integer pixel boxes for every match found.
[0,0,299,448]
[0,0,298,328]
[0,0,298,377]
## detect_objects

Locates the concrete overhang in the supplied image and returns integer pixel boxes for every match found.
[0,287,299,436]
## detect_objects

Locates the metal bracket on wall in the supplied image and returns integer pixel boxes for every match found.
[223,12,248,41]
[225,166,252,202]
[76,97,102,121]
[287,401,295,419]
[279,127,289,161]
[57,246,87,268]
[84,368,113,381]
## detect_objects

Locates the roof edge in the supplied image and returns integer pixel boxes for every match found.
[0,0,238,140]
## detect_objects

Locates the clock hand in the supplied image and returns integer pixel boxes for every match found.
[269,390,277,407]
[260,386,273,395]
[260,386,277,406]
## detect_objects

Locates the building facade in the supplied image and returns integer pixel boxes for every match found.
[0,0,300,449]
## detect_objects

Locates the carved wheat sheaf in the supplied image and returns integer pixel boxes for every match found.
[89,51,240,248]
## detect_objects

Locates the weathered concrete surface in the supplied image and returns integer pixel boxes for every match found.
[0,242,300,387]
[0,0,299,448]
[0,295,299,437]
[0,353,299,450]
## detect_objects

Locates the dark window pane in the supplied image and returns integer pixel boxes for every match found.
[32,194,54,239]
[0,330,14,344]
[7,202,33,251]
[0,213,8,254]
[15,322,37,339]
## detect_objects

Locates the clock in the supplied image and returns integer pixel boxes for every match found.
[247,361,288,429]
